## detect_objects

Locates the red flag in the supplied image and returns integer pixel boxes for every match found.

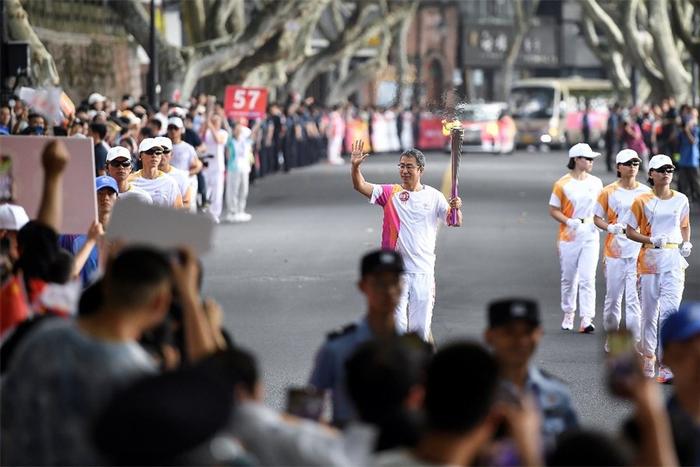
[0,276,30,337]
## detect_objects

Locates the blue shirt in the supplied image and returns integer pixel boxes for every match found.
[308,317,374,426]
[679,125,700,168]
[59,234,99,287]
[500,366,578,451]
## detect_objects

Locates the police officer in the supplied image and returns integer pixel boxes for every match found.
[484,298,578,452]
[308,249,403,427]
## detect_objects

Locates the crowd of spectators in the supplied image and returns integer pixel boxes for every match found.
[0,140,698,465]
[604,98,700,208]
[0,91,699,465]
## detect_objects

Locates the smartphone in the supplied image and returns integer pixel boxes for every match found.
[286,386,324,421]
[606,330,642,398]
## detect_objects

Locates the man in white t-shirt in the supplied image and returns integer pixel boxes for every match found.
[202,115,228,221]
[155,136,194,211]
[351,141,462,341]
[105,146,152,204]
[167,117,201,210]
[128,138,183,209]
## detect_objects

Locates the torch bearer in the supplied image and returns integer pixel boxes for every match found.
[442,119,463,226]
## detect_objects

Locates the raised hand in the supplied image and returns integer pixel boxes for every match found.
[350,140,369,167]
[41,140,70,175]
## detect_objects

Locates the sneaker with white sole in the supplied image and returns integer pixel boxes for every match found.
[561,312,575,330]
[579,318,595,334]
[656,365,674,384]
[643,356,656,378]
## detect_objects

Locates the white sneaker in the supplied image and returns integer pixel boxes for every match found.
[578,318,595,334]
[604,336,610,353]
[223,213,237,223]
[656,365,674,384]
[561,312,575,330]
[643,356,656,378]
[238,212,252,222]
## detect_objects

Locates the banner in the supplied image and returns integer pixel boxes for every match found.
[224,86,268,120]
[344,119,372,153]
[418,117,449,150]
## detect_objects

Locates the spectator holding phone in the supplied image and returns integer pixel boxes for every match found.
[484,298,578,452]
[308,249,404,427]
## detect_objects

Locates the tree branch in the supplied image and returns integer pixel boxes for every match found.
[180,0,206,44]
[670,0,700,64]
[647,0,691,100]
[580,0,625,50]
[581,16,630,91]
[623,0,665,83]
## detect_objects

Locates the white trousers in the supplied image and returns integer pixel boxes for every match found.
[558,239,599,318]
[639,270,684,359]
[327,136,343,164]
[225,170,249,215]
[603,257,642,341]
[395,272,435,342]
[203,167,225,219]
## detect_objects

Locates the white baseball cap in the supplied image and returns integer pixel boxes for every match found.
[138,138,161,153]
[616,149,640,164]
[568,143,601,158]
[106,146,132,162]
[88,92,106,105]
[0,204,30,231]
[154,136,173,151]
[649,154,674,170]
[167,117,184,129]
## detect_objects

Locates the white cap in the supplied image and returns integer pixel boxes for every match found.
[154,136,173,150]
[0,204,30,231]
[138,138,161,153]
[106,146,132,162]
[616,149,640,164]
[568,143,601,158]
[169,107,186,119]
[167,117,184,129]
[88,92,106,105]
[649,154,674,170]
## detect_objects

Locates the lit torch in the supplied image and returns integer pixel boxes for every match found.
[442,119,463,226]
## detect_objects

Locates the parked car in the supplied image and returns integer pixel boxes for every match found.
[448,102,516,154]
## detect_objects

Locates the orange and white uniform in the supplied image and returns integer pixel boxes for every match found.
[623,191,690,360]
[595,181,651,341]
[549,174,603,320]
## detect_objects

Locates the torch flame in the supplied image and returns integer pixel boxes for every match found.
[441,118,462,136]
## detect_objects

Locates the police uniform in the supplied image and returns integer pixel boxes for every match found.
[500,367,578,450]
[308,317,374,427]
[487,298,579,452]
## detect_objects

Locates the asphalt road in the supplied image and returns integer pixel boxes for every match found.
[201,148,700,433]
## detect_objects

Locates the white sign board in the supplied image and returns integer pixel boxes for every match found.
[107,197,215,255]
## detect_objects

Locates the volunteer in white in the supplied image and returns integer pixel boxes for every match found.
[128,138,183,209]
[624,154,691,383]
[155,136,194,211]
[548,143,604,333]
[104,146,153,204]
[594,149,651,350]
[350,140,462,342]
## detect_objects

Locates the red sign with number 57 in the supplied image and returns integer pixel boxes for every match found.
[224,86,268,120]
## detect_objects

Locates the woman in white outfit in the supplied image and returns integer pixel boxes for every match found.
[624,154,692,383]
[593,149,651,351]
[548,143,604,333]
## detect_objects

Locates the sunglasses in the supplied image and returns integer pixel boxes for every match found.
[620,160,641,167]
[167,125,180,131]
[578,157,594,162]
[143,150,163,156]
[653,166,675,174]
[162,148,172,154]
[109,160,132,168]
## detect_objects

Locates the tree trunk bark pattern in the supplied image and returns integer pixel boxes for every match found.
[6,0,60,86]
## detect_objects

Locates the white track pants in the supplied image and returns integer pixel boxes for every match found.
[225,170,249,216]
[558,239,599,319]
[603,257,642,341]
[395,272,435,342]
[203,167,225,219]
[327,136,343,164]
[639,270,684,359]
